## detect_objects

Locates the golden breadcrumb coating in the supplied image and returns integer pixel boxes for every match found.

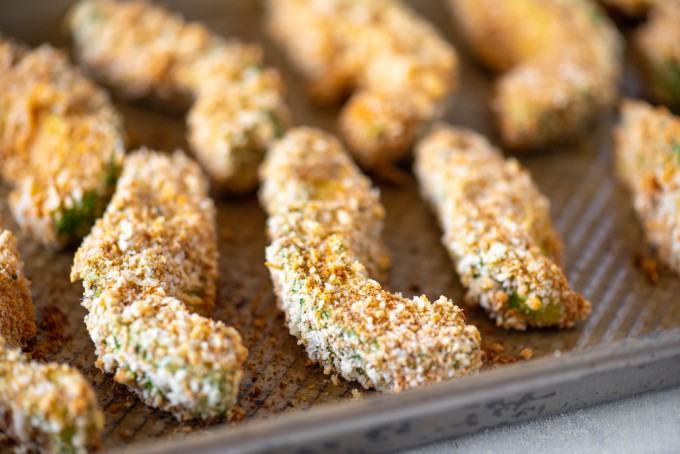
[0,230,34,350]
[0,38,124,248]
[449,0,623,151]
[68,0,289,192]
[415,125,591,330]
[0,230,103,453]
[72,149,247,420]
[260,127,482,392]
[266,0,458,169]
[633,1,680,108]
[0,340,104,454]
[614,99,680,275]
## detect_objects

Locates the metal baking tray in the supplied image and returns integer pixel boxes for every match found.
[1,0,679,452]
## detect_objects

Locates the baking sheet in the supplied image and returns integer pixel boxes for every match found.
[1,0,679,452]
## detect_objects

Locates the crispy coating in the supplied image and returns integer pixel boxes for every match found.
[0,231,103,453]
[0,341,104,454]
[614,99,680,274]
[266,0,458,169]
[0,39,124,248]
[449,0,623,151]
[71,150,247,420]
[415,125,591,330]
[68,0,289,192]
[634,2,680,108]
[0,230,34,350]
[260,127,482,392]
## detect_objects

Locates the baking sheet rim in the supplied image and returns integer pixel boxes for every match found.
[119,327,680,453]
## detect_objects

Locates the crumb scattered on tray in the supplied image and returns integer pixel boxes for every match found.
[229,408,245,423]
[519,348,534,361]
[482,341,534,365]
[633,253,660,284]
[30,305,72,360]
[488,342,505,353]
[248,387,262,399]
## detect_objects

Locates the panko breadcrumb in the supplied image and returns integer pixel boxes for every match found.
[68,0,289,192]
[260,127,482,392]
[448,0,622,150]
[266,0,458,169]
[415,125,591,330]
[71,150,248,420]
[0,230,103,454]
[0,38,124,248]
[614,99,680,275]
[0,341,104,454]
[0,230,34,350]
[633,1,680,108]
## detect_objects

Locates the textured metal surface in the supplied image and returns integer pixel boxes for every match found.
[1,0,679,452]
[131,328,680,454]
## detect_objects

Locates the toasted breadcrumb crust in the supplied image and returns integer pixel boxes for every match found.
[68,0,289,192]
[598,0,680,107]
[0,39,124,248]
[0,231,103,453]
[634,2,680,108]
[415,125,591,330]
[0,230,35,350]
[449,0,622,151]
[71,150,248,420]
[615,99,680,275]
[0,341,104,454]
[266,0,458,169]
[260,127,482,392]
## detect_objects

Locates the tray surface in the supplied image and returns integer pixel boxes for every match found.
[1,0,679,451]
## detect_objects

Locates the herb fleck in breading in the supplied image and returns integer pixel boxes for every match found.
[69,0,290,192]
[0,39,124,247]
[0,230,102,453]
[260,127,482,392]
[614,100,680,276]
[72,150,248,420]
[415,125,591,330]
[633,1,680,107]
[449,0,622,150]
